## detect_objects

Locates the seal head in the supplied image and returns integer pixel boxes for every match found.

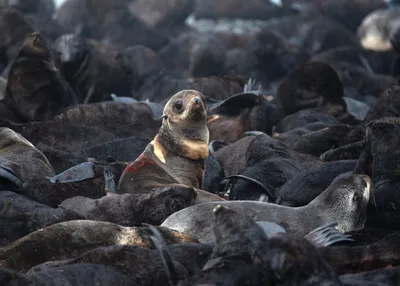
[156,90,209,160]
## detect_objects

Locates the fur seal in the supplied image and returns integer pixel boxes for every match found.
[0,220,197,272]
[52,101,161,139]
[162,172,371,243]
[117,90,223,204]
[53,33,133,103]
[355,117,400,230]
[277,61,346,117]
[25,245,189,285]
[3,32,77,122]
[0,127,54,187]
[195,205,347,285]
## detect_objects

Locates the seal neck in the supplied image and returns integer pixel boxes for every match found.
[156,122,209,161]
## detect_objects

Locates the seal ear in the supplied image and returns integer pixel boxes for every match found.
[208,92,265,116]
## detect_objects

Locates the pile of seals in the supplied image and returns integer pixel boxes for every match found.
[1,0,400,285]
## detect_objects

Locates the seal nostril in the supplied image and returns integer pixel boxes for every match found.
[194,97,199,104]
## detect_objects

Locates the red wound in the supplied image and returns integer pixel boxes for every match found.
[123,154,157,174]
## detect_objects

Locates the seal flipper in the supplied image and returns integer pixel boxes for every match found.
[243,78,262,93]
[47,161,97,183]
[110,93,138,104]
[222,175,277,202]
[208,91,265,116]
[208,140,229,154]
[304,222,355,248]
[143,99,164,120]
[240,131,267,138]
[104,167,117,193]
[0,159,24,187]
[148,225,178,286]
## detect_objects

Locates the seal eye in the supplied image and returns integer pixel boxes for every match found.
[174,100,183,111]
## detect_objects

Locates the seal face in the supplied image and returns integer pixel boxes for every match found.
[117,90,210,195]
[157,89,209,161]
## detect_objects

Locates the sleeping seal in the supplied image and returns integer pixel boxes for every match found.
[162,172,371,244]
[117,90,223,204]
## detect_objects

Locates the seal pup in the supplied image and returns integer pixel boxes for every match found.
[162,172,371,243]
[117,90,223,204]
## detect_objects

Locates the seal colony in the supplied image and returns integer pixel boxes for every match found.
[1,0,400,285]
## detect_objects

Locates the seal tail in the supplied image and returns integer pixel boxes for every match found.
[148,225,179,286]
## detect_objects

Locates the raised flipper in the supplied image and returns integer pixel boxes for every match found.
[0,159,24,187]
[243,78,262,93]
[143,99,164,120]
[110,93,138,104]
[47,161,97,183]
[104,167,117,193]
[48,157,126,185]
[304,222,355,248]
[208,91,265,116]
[222,175,277,202]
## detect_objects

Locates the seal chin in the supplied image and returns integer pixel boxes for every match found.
[187,108,207,122]
[185,99,207,122]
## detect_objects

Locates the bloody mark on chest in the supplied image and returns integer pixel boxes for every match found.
[123,153,157,174]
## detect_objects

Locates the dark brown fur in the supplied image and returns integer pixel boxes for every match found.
[0,127,54,185]
[277,61,346,116]
[54,35,133,103]
[3,32,77,122]
[59,185,197,226]
[0,220,197,272]
[320,231,400,274]
[52,101,161,139]
[28,245,189,286]
[214,136,254,176]
[0,8,33,69]
[14,177,106,207]
[0,119,119,154]
[0,191,81,245]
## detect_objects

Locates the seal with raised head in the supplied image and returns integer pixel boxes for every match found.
[162,172,371,244]
[117,89,223,204]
